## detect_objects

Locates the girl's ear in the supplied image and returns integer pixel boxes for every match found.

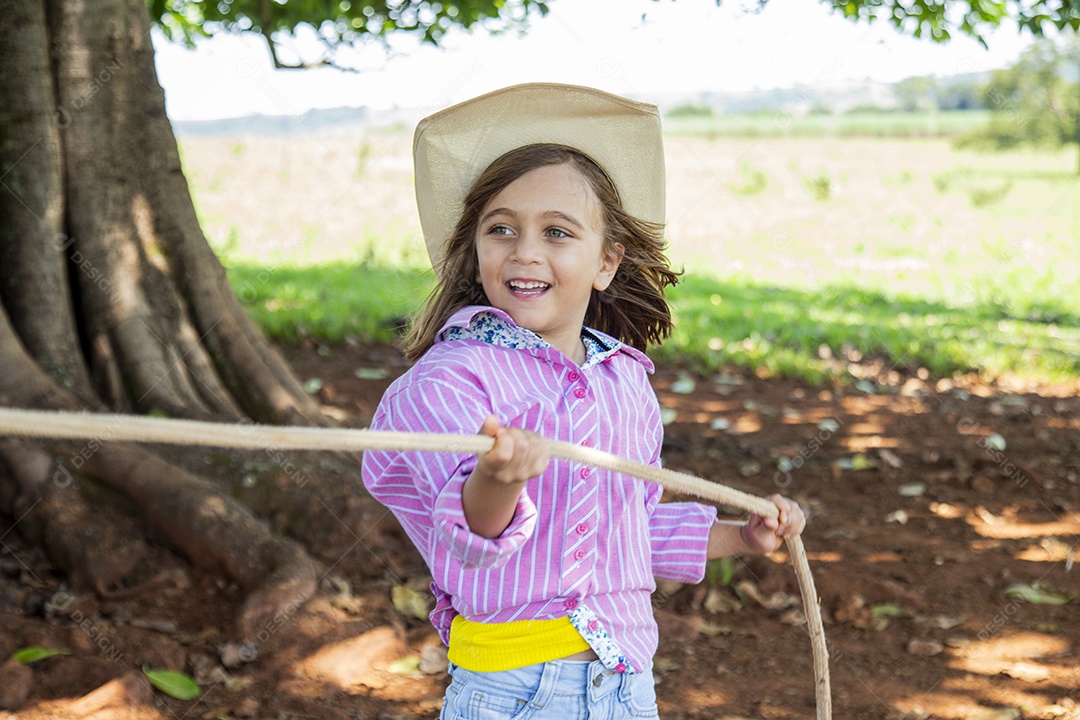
[593,242,624,292]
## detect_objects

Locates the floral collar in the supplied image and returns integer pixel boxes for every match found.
[436,306,651,372]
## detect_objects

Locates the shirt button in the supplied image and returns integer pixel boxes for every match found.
[574,548,586,561]
[614,662,627,674]
[579,467,591,479]
[587,620,599,632]
[574,388,586,399]
[568,371,580,382]
[576,523,588,535]
[564,598,578,610]
[582,439,593,448]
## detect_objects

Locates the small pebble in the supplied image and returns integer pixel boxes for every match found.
[419,644,448,675]
[233,697,260,718]
[906,638,944,656]
[220,641,256,668]
[0,659,32,710]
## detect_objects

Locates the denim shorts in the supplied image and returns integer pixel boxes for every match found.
[439,659,660,720]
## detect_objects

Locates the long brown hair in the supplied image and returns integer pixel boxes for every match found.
[402,143,680,362]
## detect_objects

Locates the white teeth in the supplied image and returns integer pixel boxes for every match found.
[509,280,549,290]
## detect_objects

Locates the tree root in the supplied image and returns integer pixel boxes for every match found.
[0,307,317,642]
[0,440,147,594]
[79,443,317,640]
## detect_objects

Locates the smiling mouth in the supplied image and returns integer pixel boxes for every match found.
[507,280,551,297]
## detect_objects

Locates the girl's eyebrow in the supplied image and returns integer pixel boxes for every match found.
[479,207,515,225]
[479,207,586,231]
[541,210,586,231]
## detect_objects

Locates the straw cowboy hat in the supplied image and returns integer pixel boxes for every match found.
[413,82,666,274]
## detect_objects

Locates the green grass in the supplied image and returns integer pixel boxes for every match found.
[226,260,433,344]
[221,259,1080,384]
[665,110,993,139]
[659,276,1080,384]
[192,134,1080,385]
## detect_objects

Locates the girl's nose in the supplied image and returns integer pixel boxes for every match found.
[510,231,543,264]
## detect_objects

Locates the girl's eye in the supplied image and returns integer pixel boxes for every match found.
[487,224,512,236]
[545,227,570,239]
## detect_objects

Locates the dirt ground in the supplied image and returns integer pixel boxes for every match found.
[1,340,1079,720]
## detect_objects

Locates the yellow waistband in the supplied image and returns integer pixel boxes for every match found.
[448,614,590,672]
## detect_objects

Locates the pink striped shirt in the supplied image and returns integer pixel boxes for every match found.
[361,306,717,672]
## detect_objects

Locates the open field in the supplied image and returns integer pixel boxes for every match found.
[179,129,1080,384]
[664,109,995,138]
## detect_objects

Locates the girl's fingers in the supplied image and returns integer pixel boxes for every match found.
[479,428,516,475]
[511,429,542,468]
[743,496,807,551]
[530,447,550,477]
[478,414,500,438]
[476,423,549,483]
[763,494,806,539]
[476,415,505,463]
[794,510,807,536]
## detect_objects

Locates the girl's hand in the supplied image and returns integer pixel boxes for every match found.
[462,416,549,538]
[473,414,549,486]
[741,494,806,554]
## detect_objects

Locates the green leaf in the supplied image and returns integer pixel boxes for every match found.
[385,655,421,674]
[391,584,431,620]
[718,557,737,587]
[851,454,874,471]
[838,454,875,471]
[142,667,200,700]
[11,647,70,665]
[871,603,905,617]
[1004,582,1074,606]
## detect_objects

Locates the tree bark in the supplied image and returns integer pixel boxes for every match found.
[0,0,334,639]
[38,0,328,424]
[0,0,98,404]
[0,271,318,640]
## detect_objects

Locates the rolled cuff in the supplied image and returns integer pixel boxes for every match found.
[433,461,537,569]
[649,501,719,583]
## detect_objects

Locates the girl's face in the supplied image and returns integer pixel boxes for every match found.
[475,163,622,364]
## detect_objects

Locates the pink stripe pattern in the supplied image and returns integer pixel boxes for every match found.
[361,306,717,672]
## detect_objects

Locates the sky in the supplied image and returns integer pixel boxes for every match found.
[153,0,1035,122]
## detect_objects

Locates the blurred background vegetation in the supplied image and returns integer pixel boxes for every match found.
[181,33,1080,387]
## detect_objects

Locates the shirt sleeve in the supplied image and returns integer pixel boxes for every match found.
[361,373,537,571]
[645,482,718,583]
[638,375,718,584]
[432,458,537,569]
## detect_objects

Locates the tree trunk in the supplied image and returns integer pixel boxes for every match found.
[0,0,340,640]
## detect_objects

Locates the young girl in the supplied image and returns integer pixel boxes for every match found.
[362,83,805,719]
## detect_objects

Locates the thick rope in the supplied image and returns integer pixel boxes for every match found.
[0,407,830,718]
